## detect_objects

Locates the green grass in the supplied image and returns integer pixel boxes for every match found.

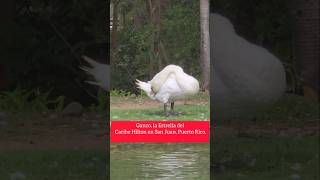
[0,88,65,113]
[214,94,319,127]
[111,104,209,120]
[212,137,319,180]
[257,94,319,123]
[110,91,210,120]
[0,150,108,180]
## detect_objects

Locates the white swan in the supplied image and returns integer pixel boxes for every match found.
[80,56,109,91]
[136,65,200,115]
[211,13,286,118]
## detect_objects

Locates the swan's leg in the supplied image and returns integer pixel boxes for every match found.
[169,102,179,116]
[170,102,174,112]
[164,103,169,116]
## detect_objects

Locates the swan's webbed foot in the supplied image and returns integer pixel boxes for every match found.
[164,111,179,117]
[164,102,180,116]
[169,111,180,116]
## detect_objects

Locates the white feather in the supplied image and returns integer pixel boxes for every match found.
[80,56,109,91]
[211,13,286,118]
[136,65,199,104]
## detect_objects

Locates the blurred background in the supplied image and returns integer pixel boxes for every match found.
[211,0,319,179]
[0,0,318,179]
[0,0,108,106]
[0,1,109,179]
[212,0,319,98]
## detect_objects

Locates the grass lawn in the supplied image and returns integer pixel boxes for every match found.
[111,104,209,120]
[0,150,108,180]
[110,92,210,120]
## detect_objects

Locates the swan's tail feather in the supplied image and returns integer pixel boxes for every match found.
[135,79,140,89]
[80,55,109,91]
[82,55,100,67]
[80,66,93,75]
[135,79,154,98]
[135,79,148,91]
[85,80,103,87]
[80,56,98,76]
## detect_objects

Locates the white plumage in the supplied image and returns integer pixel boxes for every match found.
[136,64,200,115]
[80,56,109,91]
[211,13,286,118]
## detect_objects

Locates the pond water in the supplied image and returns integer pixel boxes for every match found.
[111,143,209,179]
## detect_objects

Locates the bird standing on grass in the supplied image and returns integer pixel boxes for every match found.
[136,65,200,116]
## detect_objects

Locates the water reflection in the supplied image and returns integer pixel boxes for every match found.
[111,143,209,179]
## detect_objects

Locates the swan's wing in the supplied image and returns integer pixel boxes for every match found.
[153,77,179,103]
[160,77,182,93]
[150,65,183,93]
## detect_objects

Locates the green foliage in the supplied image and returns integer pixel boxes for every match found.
[257,94,319,125]
[88,89,108,113]
[110,89,154,97]
[110,90,134,97]
[138,90,147,97]
[96,89,108,112]
[0,88,65,113]
[111,0,201,93]
[0,1,107,105]
[161,2,200,74]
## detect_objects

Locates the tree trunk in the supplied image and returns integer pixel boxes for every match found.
[111,0,119,50]
[148,0,161,78]
[200,0,210,90]
[293,0,319,101]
